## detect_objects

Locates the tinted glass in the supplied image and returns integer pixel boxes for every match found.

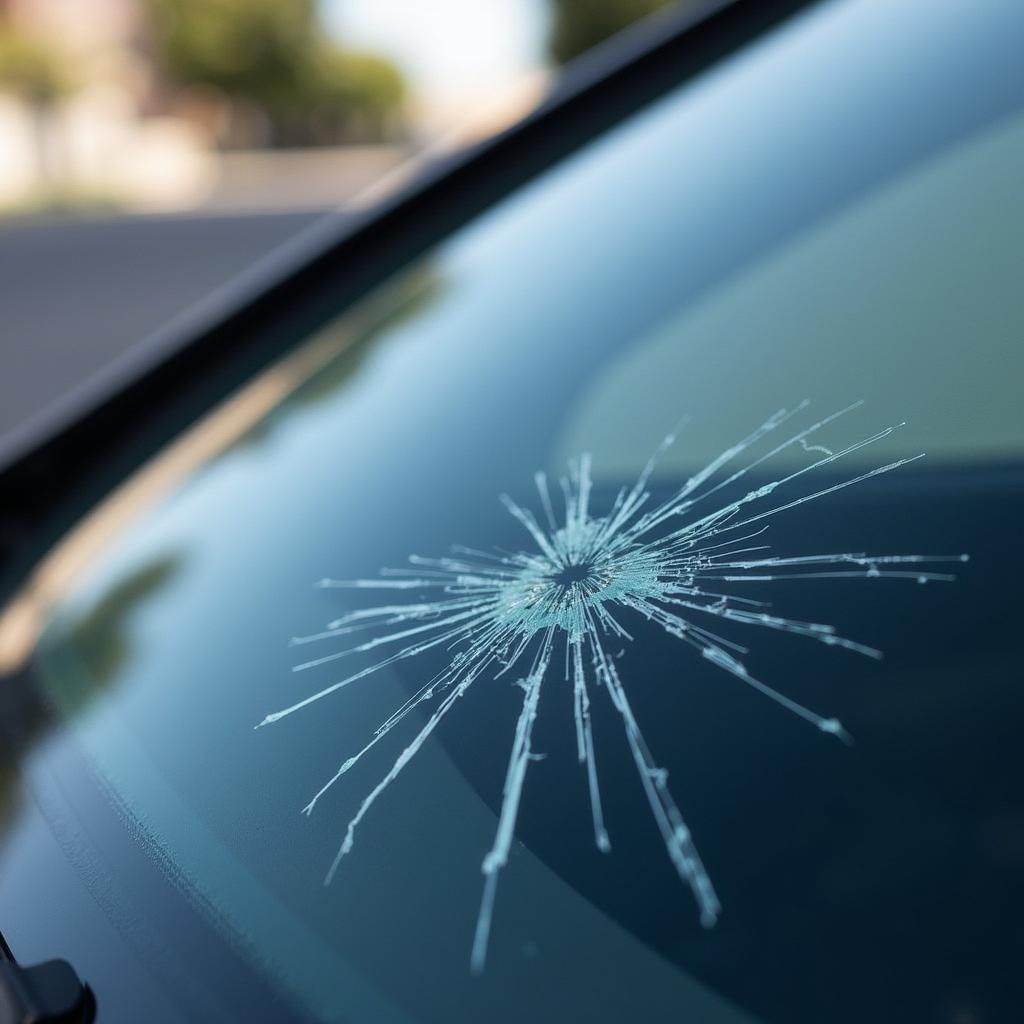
[2,0,1023,1022]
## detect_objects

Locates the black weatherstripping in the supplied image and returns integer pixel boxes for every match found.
[0,0,824,590]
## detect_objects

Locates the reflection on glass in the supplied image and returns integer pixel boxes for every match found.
[0,555,183,867]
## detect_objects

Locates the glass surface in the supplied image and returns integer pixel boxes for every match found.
[4,0,1024,1021]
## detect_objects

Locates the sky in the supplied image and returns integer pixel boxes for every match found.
[320,0,551,127]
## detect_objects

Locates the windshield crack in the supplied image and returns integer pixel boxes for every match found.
[259,401,966,971]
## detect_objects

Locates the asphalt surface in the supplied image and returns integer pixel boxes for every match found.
[0,210,331,450]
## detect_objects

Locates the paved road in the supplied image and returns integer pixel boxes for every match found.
[0,210,332,449]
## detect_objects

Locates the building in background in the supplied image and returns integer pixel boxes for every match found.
[0,0,217,210]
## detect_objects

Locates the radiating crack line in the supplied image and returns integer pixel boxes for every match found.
[260,404,967,971]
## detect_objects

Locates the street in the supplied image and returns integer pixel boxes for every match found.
[0,210,331,448]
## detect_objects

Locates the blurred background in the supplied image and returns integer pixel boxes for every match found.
[0,0,689,445]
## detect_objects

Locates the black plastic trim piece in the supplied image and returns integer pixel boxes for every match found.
[0,958,93,1024]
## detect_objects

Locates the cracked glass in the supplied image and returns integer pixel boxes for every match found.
[3,0,1023,1021]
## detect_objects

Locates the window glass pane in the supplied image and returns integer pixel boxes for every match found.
[11,0,1023,1021]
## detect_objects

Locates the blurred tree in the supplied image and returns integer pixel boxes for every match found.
[306,49,405,142]
[0,21,73,184]
[0,22,71,104]
[145,0,405,147]
[548,0,682,64]
[146,0,315,115]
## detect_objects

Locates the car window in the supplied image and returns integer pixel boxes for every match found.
[3,0,1023,1021]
